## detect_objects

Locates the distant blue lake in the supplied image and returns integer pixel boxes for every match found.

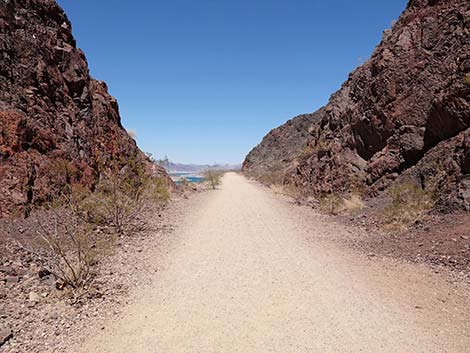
[170,173,204,185]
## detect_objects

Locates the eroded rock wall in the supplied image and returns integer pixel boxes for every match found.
[0,0,168,216]
[244,0,470,211]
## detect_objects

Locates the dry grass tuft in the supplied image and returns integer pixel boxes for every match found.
[380,182,434,231]
[319,193,344,215]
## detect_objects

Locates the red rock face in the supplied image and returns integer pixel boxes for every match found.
[244,0,470,212]
[0,0,170,217]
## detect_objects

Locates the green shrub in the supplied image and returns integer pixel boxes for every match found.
[84,170,169,235]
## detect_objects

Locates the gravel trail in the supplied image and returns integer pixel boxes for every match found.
[73,173,470,353]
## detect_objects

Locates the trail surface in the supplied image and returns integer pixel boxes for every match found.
[74,173,469,353]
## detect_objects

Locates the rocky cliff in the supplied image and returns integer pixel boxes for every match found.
[0,0,168,217]
[244,0,470,212]
[244,111,323,179]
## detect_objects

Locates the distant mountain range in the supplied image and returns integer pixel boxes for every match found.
[163,162,241,173]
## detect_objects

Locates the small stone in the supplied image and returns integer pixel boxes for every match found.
[29,292,41,304]
[5,276,19,284]
[0,330,13,347]
[38,268,51,278]
[11,261,22,268]
[43,274,57,287]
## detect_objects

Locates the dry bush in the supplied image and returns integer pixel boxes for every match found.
[342,194,364,212]
[25,193,114,290]
[463,73,470,86]
[179,177,190,188]
[348,174,367,198]
[381,182,434,230]
[257,171,285,187]
[282,183,305,205]
[314,139,333,158]
[84,170,169,235]
[203,169,223,189]
[299,145,315,159]
[32,211,113,289]
[21,156,169,290]
[319,193,344,215]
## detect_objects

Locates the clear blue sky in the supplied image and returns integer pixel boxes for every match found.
[57,0,407,165]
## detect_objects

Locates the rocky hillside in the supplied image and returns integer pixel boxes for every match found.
[244,0,470,212]
[244,111,323,180]
[0,0,168,217]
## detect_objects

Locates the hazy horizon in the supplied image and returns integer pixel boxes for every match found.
[57,0,407,165]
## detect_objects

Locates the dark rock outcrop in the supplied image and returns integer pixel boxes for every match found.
[243,111,323,178]
[0,0,169,217]
[244,0,470,212]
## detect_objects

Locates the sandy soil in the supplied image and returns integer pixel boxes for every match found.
[69,173,470,353]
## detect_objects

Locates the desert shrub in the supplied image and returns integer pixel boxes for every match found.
[27,199,114,290]
[179,177,190,187]
[257,171,285,187]
[84,170,169,235]
[203,169,223,189]
[463,73,470,86]
[319,193,344,215]
[65,154,170,235]
[348,174,367,197]
[146,176,170,206]
[381,182,434,230]
[342,194,364,212]
[315,140,333,158]
[283,183,305,205]
[32,185,111,289]
[22,155,168,289]
[320,192,344,215]
[157,156,170,170]
[299,145,315,159]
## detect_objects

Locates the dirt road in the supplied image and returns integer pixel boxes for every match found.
[73,173,469,353]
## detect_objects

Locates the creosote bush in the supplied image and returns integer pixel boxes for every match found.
[29,192,114,291]
[84,165,169,235]
[203,169,223,189]
[24,155,170,290]
[381,182,434,230]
